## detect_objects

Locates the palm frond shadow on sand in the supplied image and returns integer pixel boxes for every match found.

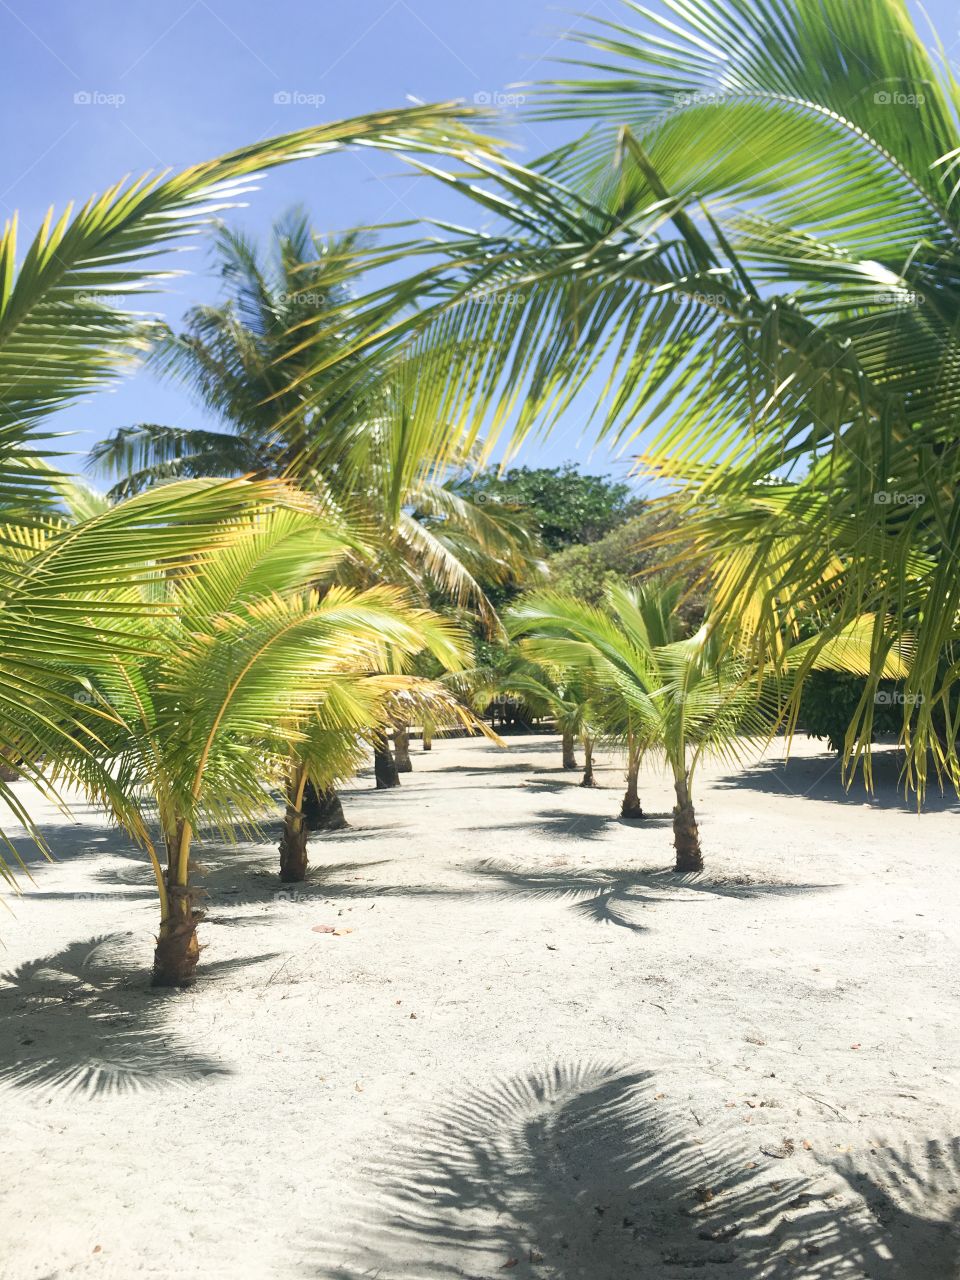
[465,808,672,843]
[5,818,151,867]
[469,860,836,934]
[310,1060,960,1279]
[715,751,960,814]
[0,935,271,1096]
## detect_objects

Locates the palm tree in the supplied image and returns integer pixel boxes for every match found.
[509,584,904,871]
[278,677,488,881]
[450,642,596,777]
[0,104,496,883]
[22,503,470,984]
[90,213,542,793]
[0,476,300,883]
[300,0,960,796]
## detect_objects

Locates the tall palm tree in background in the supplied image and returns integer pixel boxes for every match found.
[91,210,543,791]
[304,0,960,798]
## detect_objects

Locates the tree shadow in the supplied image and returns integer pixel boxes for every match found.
[714,751,960,814]
[522,778,585,794]
[426,761,556,777]
[307,1059,958,1278]
[465,807,673,842]
[2,817,149,868]
[0,935,271,1096]
[470,860,837,933]
[831,1139,960,1276]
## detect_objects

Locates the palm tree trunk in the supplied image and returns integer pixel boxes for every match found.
[278,767,310,882]
[562,728,578,770]
[374,734,400,789]
[580,737,597,787]
[302,780,348,831]
[393,723,413,772]
[152,821,202,988]
[621,736,644,818]
[672,774,703,872]
[279,806,309,882]
[422,726,433,752]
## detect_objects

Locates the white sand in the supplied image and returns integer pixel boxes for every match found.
[1,733,958,1279]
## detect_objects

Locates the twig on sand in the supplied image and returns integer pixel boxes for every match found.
[797,1090,847,1120]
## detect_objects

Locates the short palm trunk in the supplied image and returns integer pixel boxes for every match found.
[279,805,309,882]
[580,739,597,788]
[302,781,348,832]
[152,883,202,988]
[374,735,400,789]
[393,725,413,773]
[422,729,433,752]
[562,729,578,770]
[621,778,644,819]
[621,742,644,818]
[672,777,703,873]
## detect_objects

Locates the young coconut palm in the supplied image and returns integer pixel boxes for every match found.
[0,476,305,882]
[33,504,468,985]
[278,676,496,882]
[510,584,907,872]
[447,643,597,777]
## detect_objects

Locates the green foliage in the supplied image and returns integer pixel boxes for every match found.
[458,464,645,552]
[797,673,903,755]
[0,103,499,886]
[547,509,708,627]
[92,213,542,626]
[308,0,960,795]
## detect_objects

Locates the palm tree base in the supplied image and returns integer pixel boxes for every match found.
[303,782,349,832]
[620,800,645,819]
[374,740,400,789]
[279,817,309,882]
[673,803,703,873]
[394,727,413,773]
[152,911,201,987]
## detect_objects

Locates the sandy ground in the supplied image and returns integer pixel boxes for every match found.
[1,732,959,1280]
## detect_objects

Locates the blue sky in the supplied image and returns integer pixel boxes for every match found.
[2,0,957,488]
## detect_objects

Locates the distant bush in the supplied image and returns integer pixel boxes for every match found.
[798,671,905,753]
[547,511,708,630]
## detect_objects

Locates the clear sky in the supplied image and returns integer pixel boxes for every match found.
[1,0,956,488]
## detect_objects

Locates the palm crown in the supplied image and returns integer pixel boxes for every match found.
[297,0,958,792]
